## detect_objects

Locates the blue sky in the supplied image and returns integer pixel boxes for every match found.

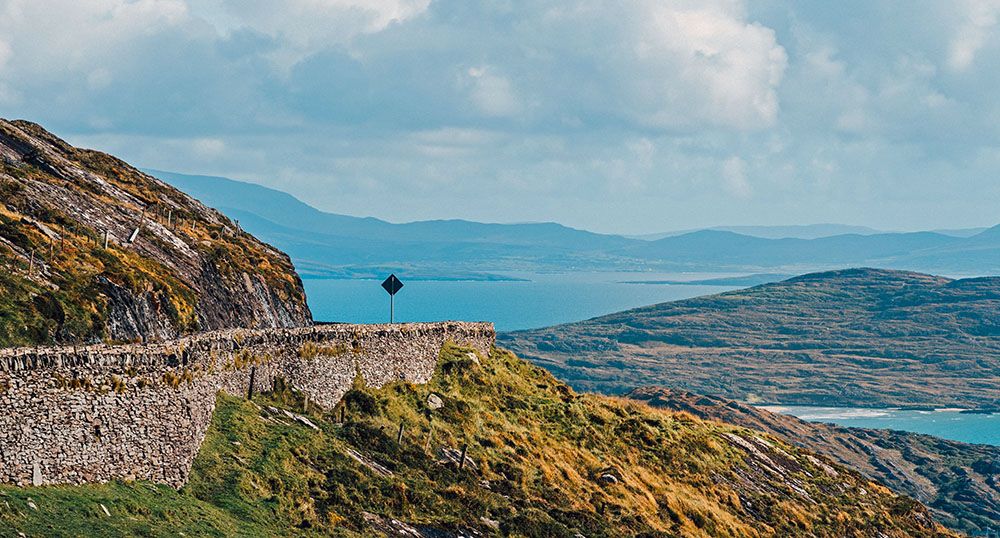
[1,0,999,234]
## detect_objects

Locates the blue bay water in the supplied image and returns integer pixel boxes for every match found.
[303,271,737,331]
[764,406,999,446]
[303,272,997,446]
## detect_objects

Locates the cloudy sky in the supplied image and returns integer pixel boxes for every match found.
[1,0,999,234]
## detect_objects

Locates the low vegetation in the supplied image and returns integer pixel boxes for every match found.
[0,118,310,347]
[630,386,1000,535]
[502,268,1000,409]
[0,344,954,537]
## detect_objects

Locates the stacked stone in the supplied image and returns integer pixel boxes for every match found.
[0,322,495,488]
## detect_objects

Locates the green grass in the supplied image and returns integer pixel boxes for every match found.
[0,345,956,537]
[0,482,244,537]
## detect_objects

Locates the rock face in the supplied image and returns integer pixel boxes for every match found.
[0,321,495,487]
[0,119,312,346]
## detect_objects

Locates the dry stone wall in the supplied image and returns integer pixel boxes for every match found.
[0,322,494,488]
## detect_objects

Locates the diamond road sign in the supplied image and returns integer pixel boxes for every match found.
[381,274,404,296]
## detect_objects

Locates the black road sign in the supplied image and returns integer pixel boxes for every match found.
[382,274,404,295]
[382,274,404,323]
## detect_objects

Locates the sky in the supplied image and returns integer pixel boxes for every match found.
[1,0,999,235]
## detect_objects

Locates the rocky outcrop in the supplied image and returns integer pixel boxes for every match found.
[629,386,1000,535]
[0,119,312,346]
[0,321,495,487]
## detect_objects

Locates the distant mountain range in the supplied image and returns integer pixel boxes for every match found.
[147,170,635,279]
[632,224,988,240]
[621,228,1000,275]
[148,170,1000,278]
[630,223,886,240]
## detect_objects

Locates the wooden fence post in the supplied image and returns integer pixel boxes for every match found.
[247,366,256,400]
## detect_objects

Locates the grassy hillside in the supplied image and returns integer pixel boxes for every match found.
[630,387,1000,535]
[501,268,1000,409]
[0,119,311,346]
[0,344,954,537]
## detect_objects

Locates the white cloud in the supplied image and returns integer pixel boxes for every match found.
[509,1,787,131]
[721,155,752,198]
[0,0,192,75]
[0,38,12,105]
[635,1,787,129]
[463,66,522,117]
[5,1,1000,233]
[198,0,430,66]
[0,38,10,69]
[86,68,113,90]
[192,137,227,157]
[948,0,1000,71]
[787,42,871,134]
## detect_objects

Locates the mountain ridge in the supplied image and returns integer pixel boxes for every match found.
[500,267,1000,408]
[149,169,1000,277]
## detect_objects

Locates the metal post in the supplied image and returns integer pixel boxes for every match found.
[27,249,34,276]
[397,421,405,444]
[458,443,469,470]
[390,294,394,324]
[247,366,256,400]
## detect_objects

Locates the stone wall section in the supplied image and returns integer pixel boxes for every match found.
[0,322,495,487]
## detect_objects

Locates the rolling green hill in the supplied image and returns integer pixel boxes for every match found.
[500,268,1000,409]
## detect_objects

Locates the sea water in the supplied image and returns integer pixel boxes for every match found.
[304,272,998,447]
[764,406,999,446]
[303,271,738,332]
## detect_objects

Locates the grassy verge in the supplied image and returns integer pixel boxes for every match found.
[0,344,955,537]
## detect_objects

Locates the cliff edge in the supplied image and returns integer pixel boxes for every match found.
[0,119,312,345]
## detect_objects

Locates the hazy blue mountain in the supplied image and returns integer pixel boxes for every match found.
[888,224,1000,275]
[621,273,793,286]
[146,170,642,278]
[932,227,990,238]
[632,223,885,241]
[971,223,1000,241]
[624,230,951,265]
[149,169,1000,277]
[147,170,634,250]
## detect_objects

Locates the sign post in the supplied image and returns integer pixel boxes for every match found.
[381,274,404,323]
